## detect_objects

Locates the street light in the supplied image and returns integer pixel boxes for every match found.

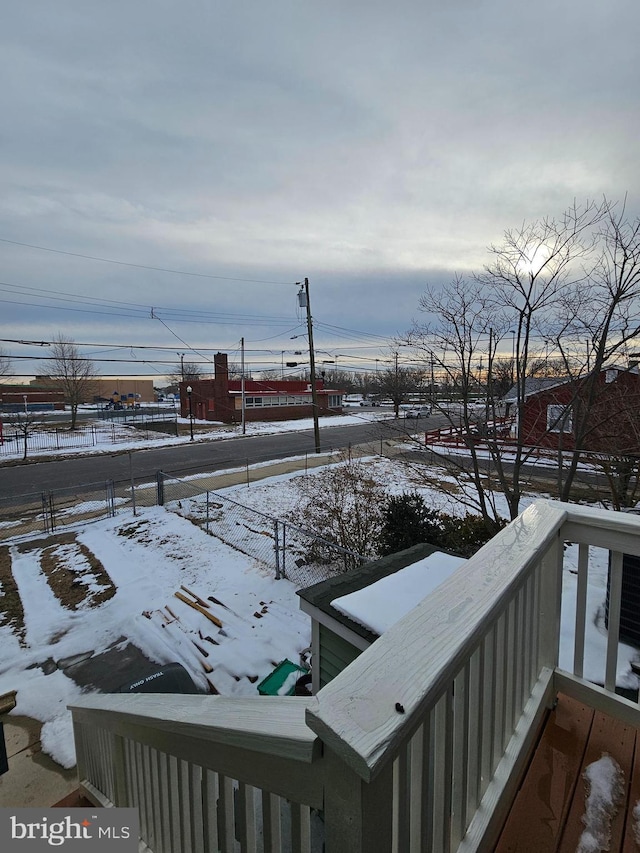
[186,385,194,441]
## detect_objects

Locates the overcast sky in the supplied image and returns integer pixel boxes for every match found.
[1,1,638,380]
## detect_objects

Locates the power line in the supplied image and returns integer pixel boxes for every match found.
[0,237,295,285]
[0,281,297,324]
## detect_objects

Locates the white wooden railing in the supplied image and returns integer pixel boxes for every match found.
[69,499,640,853]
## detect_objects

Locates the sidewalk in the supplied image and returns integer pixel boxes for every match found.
[0,716,77,807]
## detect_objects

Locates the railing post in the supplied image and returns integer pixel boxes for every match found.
[538,531,563,671]
[112,733,128,806]
[322,748,393,852]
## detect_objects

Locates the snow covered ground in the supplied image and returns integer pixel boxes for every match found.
[0,419,638,773]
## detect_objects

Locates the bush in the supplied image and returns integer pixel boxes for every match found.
[378,492,446,556]
[379,492,506,558]
[291,456,386,570]
[439,512,507,557]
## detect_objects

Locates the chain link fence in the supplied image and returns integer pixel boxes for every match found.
[157,471,368,588]
[1,464,371,585]
[0,481,118,541]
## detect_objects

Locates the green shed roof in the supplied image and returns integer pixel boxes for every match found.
[297,543,449,644]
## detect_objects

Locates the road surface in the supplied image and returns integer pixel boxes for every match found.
[0,414,435,495]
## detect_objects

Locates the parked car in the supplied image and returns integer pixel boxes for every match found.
[405,406,432,418]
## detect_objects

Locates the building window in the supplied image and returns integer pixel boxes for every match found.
[328,395,341,408]
[547,404,572,433]
[243,395,312,409]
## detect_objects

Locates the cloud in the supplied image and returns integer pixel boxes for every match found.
[0,0,638,376]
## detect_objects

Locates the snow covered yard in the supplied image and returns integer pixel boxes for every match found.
[0,450,638,774]
[0,505,311,768]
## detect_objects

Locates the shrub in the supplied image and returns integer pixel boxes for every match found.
[379,492,506,558]
[290,456,386,570]
[378,492,446,556]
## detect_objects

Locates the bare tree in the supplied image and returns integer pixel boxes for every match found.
[550,201,640,501]
[168,361,204,386]
[371,352,423,417]
[3,411,42,461]
[406,275,510,533]
[0,346,11,380]
[47,335,97,430]
[407,199,640,517]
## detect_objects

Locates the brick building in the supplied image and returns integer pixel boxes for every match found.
[179,353,344,423]
[0,384,66,412]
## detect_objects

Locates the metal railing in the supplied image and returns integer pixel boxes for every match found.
[69,500,640,852]
[0,418,179,459]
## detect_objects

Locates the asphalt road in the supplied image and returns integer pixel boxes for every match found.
[0,414,434,495]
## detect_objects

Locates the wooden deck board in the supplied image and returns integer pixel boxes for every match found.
[556,711,636,852]
[495,694,593,853]
[495,693,640,853]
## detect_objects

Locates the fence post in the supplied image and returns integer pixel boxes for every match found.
[156,471,165,506]
[206,491,210,533]
[281,521,286,579]
[48,493,56,533]
[246,458,250,487]
[106,481,116,517]
[41,492,50,534]
[273,520,281,580]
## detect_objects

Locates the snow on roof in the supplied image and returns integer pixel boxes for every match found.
[331,551,467,635]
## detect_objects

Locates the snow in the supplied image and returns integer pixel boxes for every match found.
[1,419,639,774]
[332,552,467,635]
[633,800,640,845]
[577,754,624,853]
[276,670,304,696]
[0,506,311,768]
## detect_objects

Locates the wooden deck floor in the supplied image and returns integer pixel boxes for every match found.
[496,693,640,852]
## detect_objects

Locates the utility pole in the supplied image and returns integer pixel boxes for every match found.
[241,337,246,435]
[178,352,185,382]
[394,350,399,418]
[298,278,321,453]
[430,352,435,403]
[486,327,493,424]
